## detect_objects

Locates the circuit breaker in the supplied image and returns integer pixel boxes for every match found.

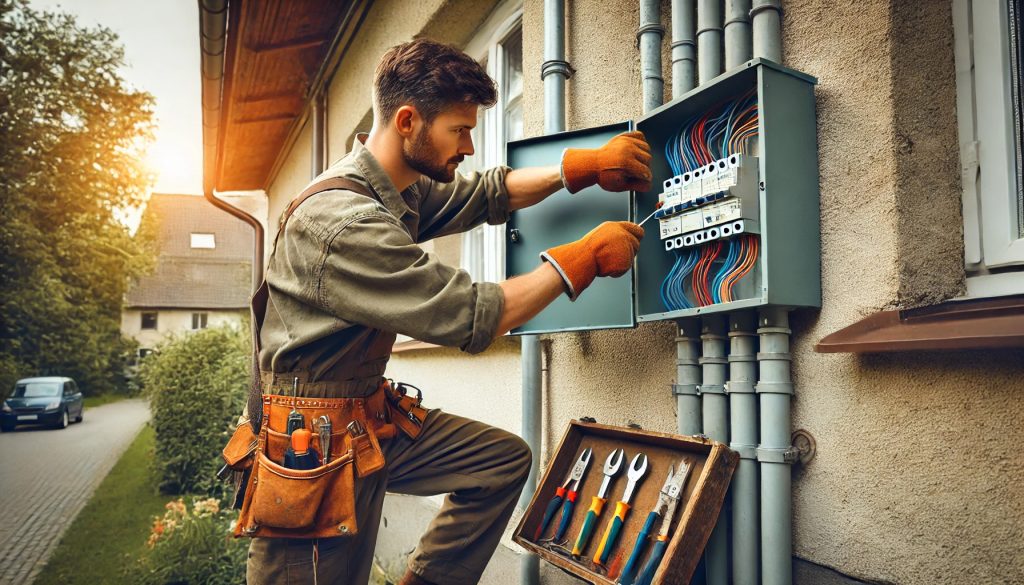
[505,59,820,335]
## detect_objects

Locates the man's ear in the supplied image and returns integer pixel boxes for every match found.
[394,105,418,139]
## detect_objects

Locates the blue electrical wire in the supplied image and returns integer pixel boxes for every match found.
[710,238,740,304]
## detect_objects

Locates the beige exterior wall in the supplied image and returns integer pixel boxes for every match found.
[262,0,1024,583]
[121,308,247,349]
[265,119,313,256]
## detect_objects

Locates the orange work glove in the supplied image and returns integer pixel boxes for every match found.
[541,221,645,300]
[561,131,653,194]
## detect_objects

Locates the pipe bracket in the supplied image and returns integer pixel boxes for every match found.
[755,381,794,395]
[757,445,799,464]
[697,383,726,395]
[757,325,792,335]
[729,442,758,460]
[724,15,752,27]
[672,383,700,396]
[676,358,699,366]
[540,59,574,81]
[725,380,755,394]
[696,26,725,36]
[670,40,696,49]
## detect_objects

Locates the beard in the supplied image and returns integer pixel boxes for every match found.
[402,126,463,183]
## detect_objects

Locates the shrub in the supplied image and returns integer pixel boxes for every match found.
[133,497,248,585]
[138,324,250,496]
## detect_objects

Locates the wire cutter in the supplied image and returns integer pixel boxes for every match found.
[572,448,624,557]
[535,447,593,541]
[617,458,693,585]
[593,452,648,567]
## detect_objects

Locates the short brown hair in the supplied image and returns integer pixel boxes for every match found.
[373,38,497,124]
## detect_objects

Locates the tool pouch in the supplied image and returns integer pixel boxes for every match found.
[384,380,428,440]
[220,419,259,510]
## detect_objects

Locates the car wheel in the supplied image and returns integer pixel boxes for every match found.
[75,409,83,423]
[57,409,69,430]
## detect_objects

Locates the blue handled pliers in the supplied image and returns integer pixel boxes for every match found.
[617,458,692,585]
[534,447,593,542]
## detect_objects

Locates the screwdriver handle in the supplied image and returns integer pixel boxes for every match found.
[636,537,669,585]
[571,496,607,556]
[594,501,631,566]
[554,490,579,541]
[535,487,566,540]
[618,511,659,585]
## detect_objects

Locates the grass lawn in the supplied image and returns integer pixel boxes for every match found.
[82,393,132,408]
[35,424,174,585]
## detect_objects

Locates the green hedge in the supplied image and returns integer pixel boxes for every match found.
[139,324,250,496]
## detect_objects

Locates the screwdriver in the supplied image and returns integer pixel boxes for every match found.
[637,201,665,228]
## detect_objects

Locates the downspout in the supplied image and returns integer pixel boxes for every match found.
[700,314,729,585]
[671,0,697,97]
[728,312,759,585]
[757,307,794,585]
[724,0,752,69]
[522,3,571,585]
[199,0,264,290]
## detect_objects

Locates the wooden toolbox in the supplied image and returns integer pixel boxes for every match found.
[513,421,738,584]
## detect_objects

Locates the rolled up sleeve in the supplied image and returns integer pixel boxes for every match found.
[316,210,504,354]
[415,165,511,241]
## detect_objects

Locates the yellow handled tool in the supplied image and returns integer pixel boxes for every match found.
[572,448,624,556]
[593,452,648,566]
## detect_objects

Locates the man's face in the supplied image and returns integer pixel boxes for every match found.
[402,103,477,183]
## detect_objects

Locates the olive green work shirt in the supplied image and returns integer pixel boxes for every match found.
[258,135,510,397]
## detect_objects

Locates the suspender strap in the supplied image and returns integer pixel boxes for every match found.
[247,177,375,433]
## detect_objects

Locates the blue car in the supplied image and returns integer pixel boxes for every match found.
[1,377,84,431]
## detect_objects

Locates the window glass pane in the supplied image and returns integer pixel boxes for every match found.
[505,96,524,144]
[1011,0,1024,236]
[190,233,216,249]
[503,30,523,102]
[141,312,158,330]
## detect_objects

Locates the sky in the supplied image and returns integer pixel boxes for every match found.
[29,0,204,197]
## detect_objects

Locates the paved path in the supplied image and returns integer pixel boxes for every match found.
[0,399,150,585]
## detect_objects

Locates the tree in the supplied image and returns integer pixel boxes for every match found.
[0,0,156,395]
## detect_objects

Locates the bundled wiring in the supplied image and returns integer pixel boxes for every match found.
[665,88,758,177]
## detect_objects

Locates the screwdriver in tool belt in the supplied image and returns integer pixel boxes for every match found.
[572,448,624,557]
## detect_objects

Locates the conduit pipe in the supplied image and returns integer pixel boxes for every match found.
[671,0,697,96]
[751,0,783,62]
[638,0,665,114]
[728,312,759,585]
[696,0,723,85]
[522,2,570,585]
[724,0,752,69]
[199,0,265,291]
[674,320,702,435]
[757,307,794,585]
[699,315,729,585]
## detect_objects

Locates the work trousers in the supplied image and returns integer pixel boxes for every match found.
[246,408,533,584]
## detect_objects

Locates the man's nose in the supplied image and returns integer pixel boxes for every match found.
[459,132,475,157]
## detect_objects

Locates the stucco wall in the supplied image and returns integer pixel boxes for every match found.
[121,308,247,349]
[265,119,312,255]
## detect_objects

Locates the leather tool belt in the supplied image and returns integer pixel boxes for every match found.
[220,378,428,539]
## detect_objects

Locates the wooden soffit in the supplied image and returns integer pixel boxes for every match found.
[215,0,353,191]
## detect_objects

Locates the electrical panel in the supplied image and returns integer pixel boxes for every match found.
[505,59,819,335]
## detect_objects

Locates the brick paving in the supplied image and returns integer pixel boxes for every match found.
[0,399,150,585]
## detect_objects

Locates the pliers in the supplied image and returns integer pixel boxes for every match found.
[535,447,593,541]
[594,452,648,567]
[572,448,624,557]
[617,458,693,585]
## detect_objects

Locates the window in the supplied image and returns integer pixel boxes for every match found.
[191,312,208,330]
[141,312,158,330]
[459,2,523,283]
[954,0,1024,297]
[190,232,216,249]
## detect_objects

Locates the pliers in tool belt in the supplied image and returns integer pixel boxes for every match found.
[535,447,593,541]
[572,448,624,557]
[617,458,692,585]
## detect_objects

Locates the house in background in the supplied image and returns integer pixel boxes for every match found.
[121,193,253,356]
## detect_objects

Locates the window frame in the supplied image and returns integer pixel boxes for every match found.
[458,0,524,284]
[191,312,209,330]
[954,0,1024,297]
[140,311,158,330]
